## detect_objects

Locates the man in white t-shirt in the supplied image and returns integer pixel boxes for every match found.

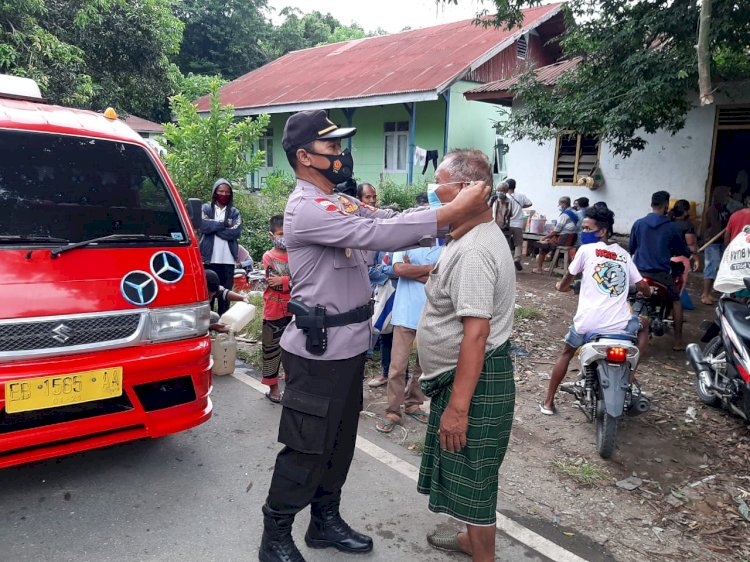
[540,206,653,415]
[502,178,532,270]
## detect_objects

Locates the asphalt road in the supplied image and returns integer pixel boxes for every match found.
[0,369,610,562]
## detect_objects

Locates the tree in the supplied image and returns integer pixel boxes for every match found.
[158,81,270,200]
[173,0,270,79]
[263,9,372,60]
[45,0,184,122]
[443,0,750,156]
[0,0,93,105]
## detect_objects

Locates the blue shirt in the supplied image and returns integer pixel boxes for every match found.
[392,245,443,330]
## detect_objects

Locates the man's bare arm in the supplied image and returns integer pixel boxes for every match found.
[555,272,576,292]
[393,262,433,279]
[439,316,490,453]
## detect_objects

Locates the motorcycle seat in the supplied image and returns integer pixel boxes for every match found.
[586,332,638,344]
[722,301,750,343]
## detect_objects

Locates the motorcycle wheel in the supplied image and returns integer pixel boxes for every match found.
[596,398,618,459]
[695,336,722,407]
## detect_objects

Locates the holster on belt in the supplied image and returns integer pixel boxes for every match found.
[289,299,375,356]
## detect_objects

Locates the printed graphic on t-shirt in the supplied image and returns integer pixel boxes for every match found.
[592,248,628,297]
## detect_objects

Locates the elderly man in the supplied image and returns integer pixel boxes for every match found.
[356,182,377,207]
[532,196,579,274]
[258,111,491,562]
[417,149,516,562]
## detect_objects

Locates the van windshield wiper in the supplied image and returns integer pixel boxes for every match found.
[50,234,180,258]
[0,235,70,244]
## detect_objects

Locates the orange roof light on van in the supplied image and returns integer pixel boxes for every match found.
[103,107,118,120]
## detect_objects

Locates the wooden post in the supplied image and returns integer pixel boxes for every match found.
[697,0,714,106]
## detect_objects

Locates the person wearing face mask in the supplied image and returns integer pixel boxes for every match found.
[540,206,652,416]
[258,110,491,562]
[532,196,579,274]
[200,178,243,315]
[261,214,292,404]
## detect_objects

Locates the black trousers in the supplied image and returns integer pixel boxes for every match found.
[265,350,366,516]
[206,263,235,315]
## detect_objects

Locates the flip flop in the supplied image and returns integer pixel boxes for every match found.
[265,392,282,404]
[375,418,397,433]
[406,410,429,424]
[426,532,470,556]
[539,402,556,416]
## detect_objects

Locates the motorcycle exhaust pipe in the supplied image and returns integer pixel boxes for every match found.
[627,396,651,416]
[686,343,710,375]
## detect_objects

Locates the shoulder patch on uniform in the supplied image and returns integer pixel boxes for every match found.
[337,195,359,215]
[314,197,343,213]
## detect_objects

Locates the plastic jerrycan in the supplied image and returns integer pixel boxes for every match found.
[219,301,256,333]
[211,332,237,376]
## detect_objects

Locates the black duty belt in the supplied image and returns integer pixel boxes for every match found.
[288,299,374,356]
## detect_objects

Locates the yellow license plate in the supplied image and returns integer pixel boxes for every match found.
[5,367,123,414]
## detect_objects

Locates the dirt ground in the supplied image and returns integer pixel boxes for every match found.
[237,258,750,562]
[358,261,750,562]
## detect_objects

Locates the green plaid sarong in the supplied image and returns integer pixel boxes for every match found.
[417,342,515,526]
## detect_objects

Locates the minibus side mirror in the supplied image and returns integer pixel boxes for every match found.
[187,198,203,230]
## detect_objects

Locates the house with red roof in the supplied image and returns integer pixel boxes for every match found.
[196,3,566,189]
[465,58,750,231]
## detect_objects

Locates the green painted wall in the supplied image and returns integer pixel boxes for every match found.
[248,85,507,189]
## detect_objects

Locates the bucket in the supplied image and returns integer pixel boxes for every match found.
[219,302,256,333]
[211,332,237,376]
[530,217,546,234]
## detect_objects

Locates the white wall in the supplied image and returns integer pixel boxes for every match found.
[505,102,717,233]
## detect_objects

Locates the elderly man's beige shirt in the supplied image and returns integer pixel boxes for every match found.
[418,220,516,380]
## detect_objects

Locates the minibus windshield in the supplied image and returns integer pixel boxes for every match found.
[0,130,188,246]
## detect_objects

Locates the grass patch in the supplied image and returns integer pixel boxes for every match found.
[514,306,543,321]
[552,457,609,486]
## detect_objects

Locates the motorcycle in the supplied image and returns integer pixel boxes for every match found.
[686,278,750,423]
[232,267,267,294]
[628,263,685,338]
[561,332,650,459]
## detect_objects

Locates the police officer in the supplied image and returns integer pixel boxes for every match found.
[259,110,491,562]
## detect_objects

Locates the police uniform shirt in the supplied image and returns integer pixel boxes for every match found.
[281,179,438,360]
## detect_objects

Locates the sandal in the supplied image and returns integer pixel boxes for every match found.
[426,531,470,556]
[406,410,429,424]
[265,392,282,404]
[375,418,398,433]
[539,402,556,416]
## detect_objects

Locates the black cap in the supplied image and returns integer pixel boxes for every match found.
[282,110,356,152]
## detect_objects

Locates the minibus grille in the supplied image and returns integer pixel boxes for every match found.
[0,312,144,356]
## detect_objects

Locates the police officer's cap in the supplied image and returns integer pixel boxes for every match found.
[282,110,357,152]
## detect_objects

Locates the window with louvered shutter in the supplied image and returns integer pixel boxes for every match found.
[516,35,528,60]
[553,133,600,185]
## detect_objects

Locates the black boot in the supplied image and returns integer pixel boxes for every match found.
[305,500,373,553]
[259,504,306,562]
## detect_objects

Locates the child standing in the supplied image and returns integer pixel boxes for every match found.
[262,215,292,403]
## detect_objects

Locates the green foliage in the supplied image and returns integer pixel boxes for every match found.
[514,306,543,321]
[0,0,93,105]
[158,81,270,200]
[173,0,270,79]
[177,72,228,100]
[376,177,428,211]
[444,0,750,156]
[239,187,290,264]
[47,0,184,121]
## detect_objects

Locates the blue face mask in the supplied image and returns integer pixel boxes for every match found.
[580,231,601,245]
[427,183,443,208]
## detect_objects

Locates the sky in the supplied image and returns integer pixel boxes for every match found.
[266,0,491,33]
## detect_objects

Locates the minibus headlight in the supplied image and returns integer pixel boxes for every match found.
[146,304,210,342]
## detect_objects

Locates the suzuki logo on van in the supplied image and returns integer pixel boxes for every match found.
[51,323,74,344]
[150,251,184,284]
[120,271,158,306]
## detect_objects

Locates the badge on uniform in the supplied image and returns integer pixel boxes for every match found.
[337,196,359,215]
[314,197,342,213]
[344,248,352,258]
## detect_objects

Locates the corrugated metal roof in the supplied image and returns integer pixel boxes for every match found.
[465,57,581,95]
[123,115,164,133]
[195,3,563,113]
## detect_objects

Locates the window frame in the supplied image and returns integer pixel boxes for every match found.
[552,132,601,186]
[516,34,528,60]
[383,121,409,172]
[259,128,274,168]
